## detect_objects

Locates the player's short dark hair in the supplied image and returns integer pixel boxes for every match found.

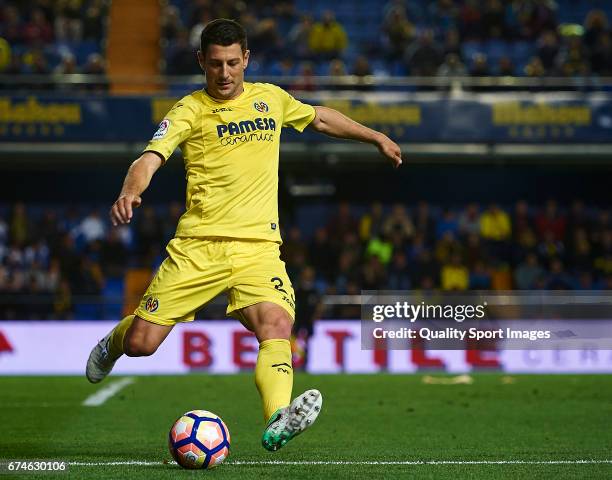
[200,19,247,55]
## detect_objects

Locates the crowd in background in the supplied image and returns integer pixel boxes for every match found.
[0,0,109,88]
[2,0,612,87]
[0,199,610,320]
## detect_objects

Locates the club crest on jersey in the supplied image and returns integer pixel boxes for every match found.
[152,119,170,140]
[253,101,269,113]
[145,296,159,313]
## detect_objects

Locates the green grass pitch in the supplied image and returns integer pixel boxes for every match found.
[0,374,611,479]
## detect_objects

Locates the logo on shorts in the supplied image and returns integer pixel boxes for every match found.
[271,223,277,230]
[145,296,159,313]
[253,100,269,113]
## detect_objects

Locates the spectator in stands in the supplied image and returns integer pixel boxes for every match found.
[441,253,469,290]
[458,203,480,238]
[498,56,515,75]
[437,53,467,78]
[558,35,589,77]
[189,9,213,49]
[54,53,79,77]
[514,252,544,289]
[538,230,565,264]
[442,28,462,59]
[359,202,385,241]
[281,226,308,270]
[72,209,106,244]
[328,58,347,90]
[308,227,335,282]
[82,0,106,41]
[82,52,108,92]
[290,61,316,91]
[23,8,53,46]
[566,200,591,244]
[167,29,200,75]
[9,203,30,246]
[569,228,593,273]
[288,14,314,60]
[535,200,566,242]
[537,30,560,74]
[404,29,442,76]
[470,52,490,76]
[294,265,322,367]
[469,260,491,289]
[161,4,184,42]
[3,53,24,76]
[383,204,414,242]
[0,4,23,43]
[366,234,393,266]
[545,258,573,289]
[464,232,485,269]
[524,55,545,78]
[55,1,82,42]
[480,204,511,242]
[387,251,411,290]
[415,201,436,245]
[361,255,387,290]
[429,0,458,35]
[249,17,283,62]
[100,229,128,280]
[352,55,373,90]
[326,201,358,249]
[436,209,459,239]
[308,10,348,60]
[482,0,506,39]
[525,0,558,39]
[589,32,612,76]
[381,4,415,60]
[458,0,482,40]
[435,231,461,265]
[583,9,609,50]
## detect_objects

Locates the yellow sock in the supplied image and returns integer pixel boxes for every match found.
[255,339,293,422]
[108,315,134,359]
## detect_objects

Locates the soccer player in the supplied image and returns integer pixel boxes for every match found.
[86,19,402,451]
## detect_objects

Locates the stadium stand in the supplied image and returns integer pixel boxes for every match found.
[0,200,609,319]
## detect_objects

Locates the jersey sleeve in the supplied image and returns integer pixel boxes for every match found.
[143,99,196,162]
[270,84,316,132]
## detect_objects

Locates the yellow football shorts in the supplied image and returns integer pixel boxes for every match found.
[134,237,295,328]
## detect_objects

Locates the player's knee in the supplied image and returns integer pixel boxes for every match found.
[124,335,158,357]
[260,312,293,339]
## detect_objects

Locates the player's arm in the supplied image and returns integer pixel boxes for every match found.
[308,106,402,168]
[110,151,163,226]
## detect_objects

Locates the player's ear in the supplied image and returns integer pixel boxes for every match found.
[196,50,205,72]
[243,49,250,70]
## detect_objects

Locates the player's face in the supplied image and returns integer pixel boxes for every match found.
[198,43,249,100]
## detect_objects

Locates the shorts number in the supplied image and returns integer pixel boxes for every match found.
[270,276,288,295]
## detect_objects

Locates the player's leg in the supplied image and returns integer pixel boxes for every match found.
[85,315,173,383]
[240,301,294,420]
[228,240,322,451]
[240,301,322,452]
[86,237,228,383]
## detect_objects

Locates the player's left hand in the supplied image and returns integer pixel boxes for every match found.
[377,135,402,168]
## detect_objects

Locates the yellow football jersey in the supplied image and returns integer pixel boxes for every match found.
[144,82,316,243]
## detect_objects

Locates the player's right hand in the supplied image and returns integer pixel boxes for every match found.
[110,194,142,226]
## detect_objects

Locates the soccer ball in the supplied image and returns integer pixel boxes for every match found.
[168,410,231,469]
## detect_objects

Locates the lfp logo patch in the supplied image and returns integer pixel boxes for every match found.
[254,101,269,113]
[153,119,170,140]
[145,297,159,313]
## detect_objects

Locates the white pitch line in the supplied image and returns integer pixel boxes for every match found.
[69,459,612,466]
[82,377,135,407]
